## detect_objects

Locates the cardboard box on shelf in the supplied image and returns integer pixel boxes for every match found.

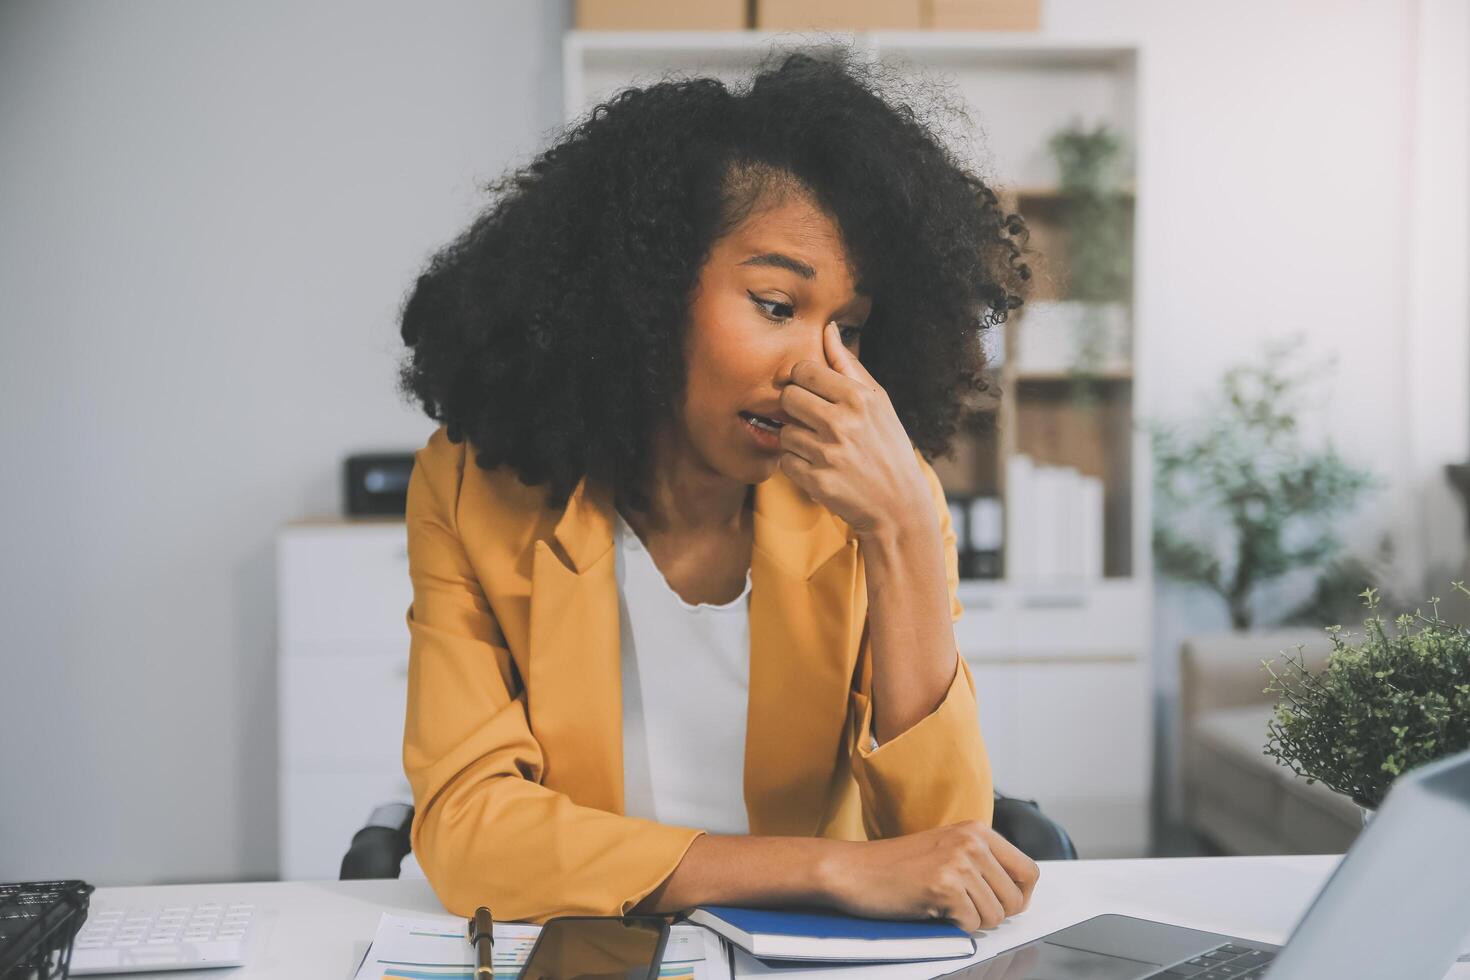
[926,0,1041,31]
[575,0,749,31]
[757,0,923,31]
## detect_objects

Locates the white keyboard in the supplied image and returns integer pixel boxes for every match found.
[70,902,253,975]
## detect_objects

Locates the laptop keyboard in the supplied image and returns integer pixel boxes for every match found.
[1142,942,1277,979]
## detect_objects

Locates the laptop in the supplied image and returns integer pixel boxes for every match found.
[939,745,1470,980]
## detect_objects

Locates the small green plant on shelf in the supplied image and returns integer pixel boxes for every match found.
[1263,583,1470,810]
[1044,119,1132,404]
[1147,335,1378,629]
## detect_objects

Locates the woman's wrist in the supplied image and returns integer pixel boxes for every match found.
[636,834,855,913]
[854,493,940,560]
[811,837,859,909]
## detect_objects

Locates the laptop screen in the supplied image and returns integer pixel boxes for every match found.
[1263,746,1470,979]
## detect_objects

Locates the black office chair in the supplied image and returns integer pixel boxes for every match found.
[340,790,1077,880]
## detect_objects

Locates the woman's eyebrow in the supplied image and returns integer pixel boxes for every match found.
[739,252,816,280]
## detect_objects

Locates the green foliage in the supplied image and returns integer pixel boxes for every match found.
[1263,583,1470,809]
[1048,120,1131,305]
[1148,336,1379,628]
[1281,532,1415,628]
[1045,120,1132,402]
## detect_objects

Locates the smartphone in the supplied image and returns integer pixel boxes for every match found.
[518,915,671,980]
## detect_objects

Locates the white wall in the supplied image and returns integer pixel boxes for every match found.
[1,0,1464,884]
[0,0,567,884]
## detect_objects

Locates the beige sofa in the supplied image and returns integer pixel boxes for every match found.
[1180,629,1361,855]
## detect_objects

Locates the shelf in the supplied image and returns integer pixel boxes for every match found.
[952,576,1149,658]
[1015,370,1133,383]
[567,30,1140,60]
[1003,183,1137,201]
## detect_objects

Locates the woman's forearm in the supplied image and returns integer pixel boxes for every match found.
[859,510,959,745]
[630,834,847,914]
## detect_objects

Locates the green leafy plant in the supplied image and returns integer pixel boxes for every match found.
[1148,336,1378,629]
[1282,532,1410,628]
[1263,584,1470,809]
[1045,119,1132,400]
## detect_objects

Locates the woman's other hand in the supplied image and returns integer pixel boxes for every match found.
[777,322,934,540]
[818,821,1041,932]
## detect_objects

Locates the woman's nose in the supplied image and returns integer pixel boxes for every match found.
[775,321,830,383]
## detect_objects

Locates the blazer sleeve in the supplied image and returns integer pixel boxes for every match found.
[402,429,704,923]
[845,451,995,839]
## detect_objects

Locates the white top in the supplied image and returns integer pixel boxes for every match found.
[615,511,752,835]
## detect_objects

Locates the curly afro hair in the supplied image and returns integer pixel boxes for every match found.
[396,47,1031,512]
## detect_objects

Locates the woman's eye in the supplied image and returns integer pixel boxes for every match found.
[748,292,862,344]
[749,293,794,320]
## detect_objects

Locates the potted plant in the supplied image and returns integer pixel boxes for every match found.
[1263,583,1470,821]
[1148,336,1378,629]
[1022,120,1132,402]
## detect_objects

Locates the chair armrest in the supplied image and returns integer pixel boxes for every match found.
[340,803,414,880]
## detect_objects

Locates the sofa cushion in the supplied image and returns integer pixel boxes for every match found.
[1276,756,1361,852]
[1187,704,1360,854]
[1188,705,1282,832]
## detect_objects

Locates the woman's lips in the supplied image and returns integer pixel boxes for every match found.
[739,410,784,452]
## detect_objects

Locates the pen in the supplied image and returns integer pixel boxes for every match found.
[468,905,494,979]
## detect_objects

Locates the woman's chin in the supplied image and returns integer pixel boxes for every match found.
[738,453,783,485]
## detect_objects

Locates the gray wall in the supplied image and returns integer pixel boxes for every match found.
[0,0,567,884]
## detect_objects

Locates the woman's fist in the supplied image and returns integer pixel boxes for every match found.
[818,821,1041,932]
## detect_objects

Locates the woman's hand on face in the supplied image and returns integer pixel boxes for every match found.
[777,322,935,540]
[820,821,1041,932]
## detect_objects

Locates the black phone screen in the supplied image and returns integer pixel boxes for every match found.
[518,915,670,980]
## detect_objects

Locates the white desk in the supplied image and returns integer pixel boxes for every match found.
[87,856,1469,979]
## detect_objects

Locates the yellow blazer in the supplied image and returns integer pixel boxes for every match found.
[402,425,993,922]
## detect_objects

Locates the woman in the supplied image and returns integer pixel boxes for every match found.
[396,50,1037,930]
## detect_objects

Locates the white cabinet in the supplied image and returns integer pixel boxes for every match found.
[276,520,421,881]
[958,579,1152,857]
[970,659,1151,858]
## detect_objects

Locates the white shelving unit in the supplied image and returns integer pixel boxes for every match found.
[564,29,1153,857]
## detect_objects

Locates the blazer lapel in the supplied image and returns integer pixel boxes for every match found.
[526,475,624,814]
[745,472,864,836]
[523,468,864,832]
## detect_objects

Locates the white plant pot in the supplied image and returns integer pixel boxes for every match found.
[1015,299,1131,374]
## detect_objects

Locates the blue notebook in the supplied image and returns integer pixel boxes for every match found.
[685,906,976,962]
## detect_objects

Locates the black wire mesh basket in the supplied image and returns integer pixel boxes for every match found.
[0,881,94,980]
